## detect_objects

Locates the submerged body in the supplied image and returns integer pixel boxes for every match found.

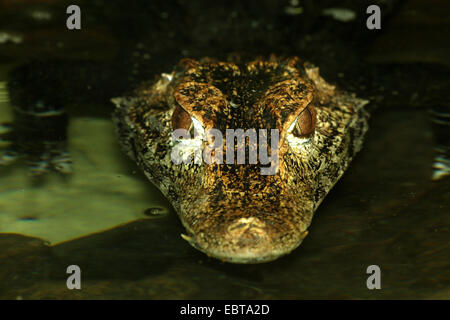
[113,56,370,263]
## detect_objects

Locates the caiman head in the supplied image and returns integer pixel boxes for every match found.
[112,56,369,263]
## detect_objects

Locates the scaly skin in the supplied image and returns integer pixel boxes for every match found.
[113,56,370,263]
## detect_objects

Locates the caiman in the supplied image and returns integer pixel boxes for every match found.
[0,0,448,263]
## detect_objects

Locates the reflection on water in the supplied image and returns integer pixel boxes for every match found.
[0,0,448,299]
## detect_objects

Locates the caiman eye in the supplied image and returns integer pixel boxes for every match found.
[293,105,316,138]
[172,105,192,131]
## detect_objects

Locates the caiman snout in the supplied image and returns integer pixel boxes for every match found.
[182,207,310,263]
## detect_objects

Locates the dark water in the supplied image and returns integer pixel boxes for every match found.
[0,0,448,299]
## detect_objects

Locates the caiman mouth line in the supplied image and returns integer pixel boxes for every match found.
[112,56,370,264]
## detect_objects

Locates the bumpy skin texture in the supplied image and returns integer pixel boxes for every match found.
[113,57,370,263]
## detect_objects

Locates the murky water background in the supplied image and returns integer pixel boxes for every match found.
[0,0,448,299]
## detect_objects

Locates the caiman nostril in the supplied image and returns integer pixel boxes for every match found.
[225,217,270,249]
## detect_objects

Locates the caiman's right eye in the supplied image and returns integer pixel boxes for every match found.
[292,105,316,138]
[172,105,193,132]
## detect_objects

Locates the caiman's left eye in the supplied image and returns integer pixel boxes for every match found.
[292,105,316,138]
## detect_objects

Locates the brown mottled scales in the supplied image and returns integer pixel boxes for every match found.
[112,57,370,263]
